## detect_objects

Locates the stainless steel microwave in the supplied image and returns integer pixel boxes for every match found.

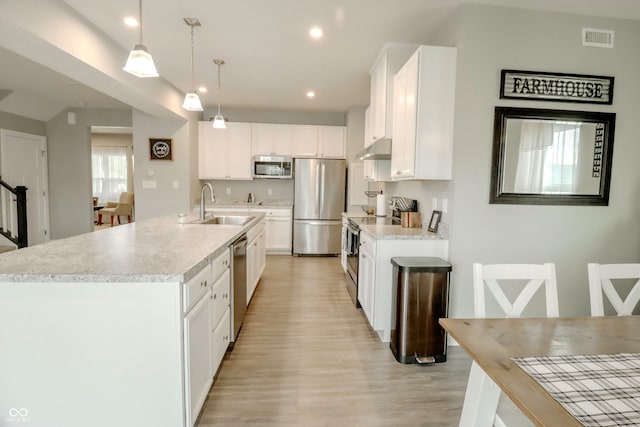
[252,155,293,179]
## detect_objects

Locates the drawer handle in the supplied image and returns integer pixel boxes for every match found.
[213,294,217,300]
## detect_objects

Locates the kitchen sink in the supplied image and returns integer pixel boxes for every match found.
[191,215,255,226]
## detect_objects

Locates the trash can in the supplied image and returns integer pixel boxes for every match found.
[390,257,452,364]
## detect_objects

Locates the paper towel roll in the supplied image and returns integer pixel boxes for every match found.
[376,193,387,216]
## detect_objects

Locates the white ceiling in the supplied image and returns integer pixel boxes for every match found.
[2,0,640,121]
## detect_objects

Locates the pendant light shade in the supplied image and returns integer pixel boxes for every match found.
[212,114,226,129]
[212,59,226,129]
[182,92,203,111]
[182,18,203,112]
[123,0,159,78]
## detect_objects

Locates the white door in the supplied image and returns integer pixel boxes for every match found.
[0,129,50,245]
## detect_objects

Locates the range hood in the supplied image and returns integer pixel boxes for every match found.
[355,138,391,160]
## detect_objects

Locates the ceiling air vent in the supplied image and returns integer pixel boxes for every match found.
[582,28,614,48]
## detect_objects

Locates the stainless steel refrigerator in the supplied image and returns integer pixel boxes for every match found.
[293,158,346,255]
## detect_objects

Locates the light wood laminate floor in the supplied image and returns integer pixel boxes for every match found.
[196,256,471,426]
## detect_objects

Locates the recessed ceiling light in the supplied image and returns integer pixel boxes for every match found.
[309,26,323,39]
[306,91,316,98]
[124,16,139,27]
[198,86,207,93]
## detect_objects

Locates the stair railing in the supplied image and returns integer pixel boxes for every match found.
[0,177,27,248]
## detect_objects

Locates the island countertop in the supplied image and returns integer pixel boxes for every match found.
[0,213,263,283]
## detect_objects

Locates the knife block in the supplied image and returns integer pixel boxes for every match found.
[400,212,421,228]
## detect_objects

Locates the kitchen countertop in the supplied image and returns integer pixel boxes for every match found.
[359,224,445,240]
[0,212,265,283]
[342,211,447,240]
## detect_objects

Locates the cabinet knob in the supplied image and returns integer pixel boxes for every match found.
[213,294,217,300]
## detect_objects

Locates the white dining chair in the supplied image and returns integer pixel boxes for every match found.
[459,263,559,427]
[588,263,640,316]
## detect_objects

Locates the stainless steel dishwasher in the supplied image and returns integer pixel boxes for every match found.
[230,234,247,342]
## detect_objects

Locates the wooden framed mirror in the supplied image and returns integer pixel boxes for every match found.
[490,107,616,206]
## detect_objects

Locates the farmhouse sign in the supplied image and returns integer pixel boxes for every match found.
[500,70,614,105]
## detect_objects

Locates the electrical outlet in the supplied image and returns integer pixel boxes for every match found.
[432,198,438,210]
[442,198,448,213]
[172,180,179,189]
[226,187,231,195]
[268,188,273,195]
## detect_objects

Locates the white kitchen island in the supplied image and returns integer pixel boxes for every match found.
[0,213,264,427]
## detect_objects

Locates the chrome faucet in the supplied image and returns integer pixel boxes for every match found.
[200,183,215,220]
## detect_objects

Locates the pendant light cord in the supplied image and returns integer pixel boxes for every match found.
[216,61,223,115]
[138,0,143,45]
[190,25,195,91]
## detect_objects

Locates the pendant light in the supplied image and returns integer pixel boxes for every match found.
[182,18,203,111]
[123,0,159,78]
[212,59,226,129]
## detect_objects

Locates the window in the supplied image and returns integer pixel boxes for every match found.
[92,146,131,204]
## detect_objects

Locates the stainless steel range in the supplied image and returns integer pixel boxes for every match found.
[345,197,417,307]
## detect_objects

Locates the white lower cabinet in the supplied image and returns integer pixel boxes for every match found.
[211,308,231,376]
[358,233,376,325]
[357,229,448,342]
[184,282,213,427]
[246,220,266,304]
[211,207,292,253]
[263,209,292,253]
[183,248,231,427]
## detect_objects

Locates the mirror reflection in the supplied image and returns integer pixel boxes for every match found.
[491,107,616,205]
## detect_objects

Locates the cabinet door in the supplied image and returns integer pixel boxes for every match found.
[370,52,388,141]
[226,124,252,179]
[246,240,256,304]
[252,124,276,155]
[199,122,228,179]
[363,160,375,181]
[257,228,266,279]
[390,52,419,180]
[318,126,345,158]
[211,268,230,328]
[272,125,293,155]
[364,106,374,148]
[349,162,367,206]
[291,125,319,157]
[266,216,291,251]
[211,308,230,376]
[358,246,375,326]
[184,292,212,427]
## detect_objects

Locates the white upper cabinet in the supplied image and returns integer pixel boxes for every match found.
[291,125,319,157]
[368,43,418,145]
[391,45,456,180]
[251,124,293,156]
[318,126,346,158]
[292,125,345,158]
[199,122,252,180]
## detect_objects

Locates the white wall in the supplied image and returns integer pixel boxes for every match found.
[132,111,195,221]
[46,108,132,239]
[444,5,640,318]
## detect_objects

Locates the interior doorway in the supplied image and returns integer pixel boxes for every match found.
[90,127,134,229]
[0,129,50,246]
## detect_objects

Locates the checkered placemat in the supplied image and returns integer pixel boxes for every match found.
[512,353,640,426]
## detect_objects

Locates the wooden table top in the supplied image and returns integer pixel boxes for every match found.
[440,316,640,427]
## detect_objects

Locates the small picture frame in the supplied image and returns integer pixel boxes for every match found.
[149,138,173,161]
[428,210,442,233]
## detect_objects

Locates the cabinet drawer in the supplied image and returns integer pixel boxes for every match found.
[266,209,291,218]
[212,248,230,283]
[211,268,231,328]
[183,263,213,313]
[212,308,231,375]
